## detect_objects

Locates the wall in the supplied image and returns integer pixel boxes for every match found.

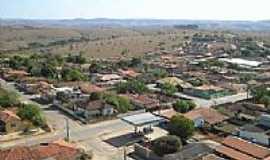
[134,143,162,160]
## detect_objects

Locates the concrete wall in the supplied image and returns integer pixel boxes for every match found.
[134,143,162,160]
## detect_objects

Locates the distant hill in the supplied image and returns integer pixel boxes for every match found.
[1,18,270,31]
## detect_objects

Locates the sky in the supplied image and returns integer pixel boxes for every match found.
[0,0,270,21]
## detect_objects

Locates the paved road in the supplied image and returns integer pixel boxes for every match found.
[0,119,131,148]
[0,78,134,160]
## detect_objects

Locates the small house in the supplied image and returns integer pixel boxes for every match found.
[0,110,24,134]
[238,114,270,146]
[121,94,160,111]
[184,108,229,128]
[0,140,82,160]
[75,100,114,120]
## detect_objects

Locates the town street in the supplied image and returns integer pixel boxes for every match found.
[0,78,134,160]
[0,78,251,160]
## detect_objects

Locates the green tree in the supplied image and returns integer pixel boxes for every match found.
[67,52,86,64]
[41,64,58,79]
[168,115,195,140]
[0,88,19,108]
[115,80,148,94]
[260,95,270,109]
[173,100,196,113]
[160,83,177,96]
[152,69,168,79]
[104,93,133,113]
[89,61,103,73]
[251,85,270,103]
[17,104,45,127]
[62,68,86,81]
[153,135,182,157]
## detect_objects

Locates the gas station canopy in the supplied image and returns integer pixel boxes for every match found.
[121,112,164,127]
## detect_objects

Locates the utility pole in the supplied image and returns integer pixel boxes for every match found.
[123,145,127,160]
[65,118,70,142]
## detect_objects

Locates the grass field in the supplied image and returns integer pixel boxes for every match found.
[1,26,270,58]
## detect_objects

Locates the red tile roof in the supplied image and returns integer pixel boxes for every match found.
[81,100,112,111]
[0,146,39,160]
[122,94,159,109]
[0,110,21,123]
[119,69,140,78]
[184,108,228,125]
[0,140,80,160]
[158,108,178,120]
[215,145,257,160]
[79,83,105,94]
[221,137,270,159]
[34,140,79,160]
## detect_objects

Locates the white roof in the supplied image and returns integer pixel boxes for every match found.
[121,112,164,126]
[219,58,262,67]
[98,74,122,81]
[52,87,73,92]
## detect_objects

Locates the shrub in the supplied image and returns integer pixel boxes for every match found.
[173,100,196,113]
[153,135,182,157]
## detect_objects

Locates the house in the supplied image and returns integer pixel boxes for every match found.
[219,58,263,68]
[79,83,105,94]
[0,110,25,134]
[33,140,81,160]
[259,114,270,128]
[157,77,193,90]
[95,73,126,87]
[75,100,114,120]
[121,94,160,111]
[16,80,52,95]
[184,108,229,128]
[1,69,29,81]
[157,108,178,120]
[0,140,82,160]
[237,114,270,146]
[183,85,232,100]
[215,136,270,160]
[164,143,213,160]
[118,68,140,78]
[96,73,122,82]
